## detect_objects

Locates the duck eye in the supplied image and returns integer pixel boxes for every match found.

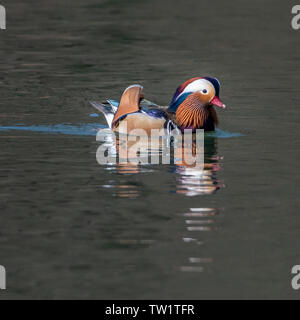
[202,89,208,94]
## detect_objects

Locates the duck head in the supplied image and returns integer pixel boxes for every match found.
[168,77,226,130]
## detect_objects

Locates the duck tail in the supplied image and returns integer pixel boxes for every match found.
[89,101,115,129]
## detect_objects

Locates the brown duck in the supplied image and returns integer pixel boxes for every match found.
[90,77,226,135]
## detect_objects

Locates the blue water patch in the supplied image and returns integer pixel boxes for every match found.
[207,128,244,138]
[89,113,100,117]
[0,124,243,138]
[0,124,106,136]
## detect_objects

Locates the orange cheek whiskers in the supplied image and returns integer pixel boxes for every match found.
[176,95,209,129]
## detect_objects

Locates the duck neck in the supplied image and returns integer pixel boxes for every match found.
[175,95,210,130]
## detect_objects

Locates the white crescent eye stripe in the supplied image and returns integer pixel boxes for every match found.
[175,79,215,102]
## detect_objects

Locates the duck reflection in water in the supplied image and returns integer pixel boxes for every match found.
[175,136,224,196]
[97,129,224,197]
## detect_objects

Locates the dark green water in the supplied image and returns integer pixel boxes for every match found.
[0,0,299,299]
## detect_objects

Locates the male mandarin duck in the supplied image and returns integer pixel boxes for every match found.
[90,77,226,134]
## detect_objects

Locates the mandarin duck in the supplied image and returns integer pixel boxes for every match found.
[90,77,226,134]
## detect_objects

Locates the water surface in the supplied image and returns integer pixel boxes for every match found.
[0,0,299,299]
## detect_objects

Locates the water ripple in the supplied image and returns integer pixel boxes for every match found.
[0,124,243,138]
[179,207,218,273]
